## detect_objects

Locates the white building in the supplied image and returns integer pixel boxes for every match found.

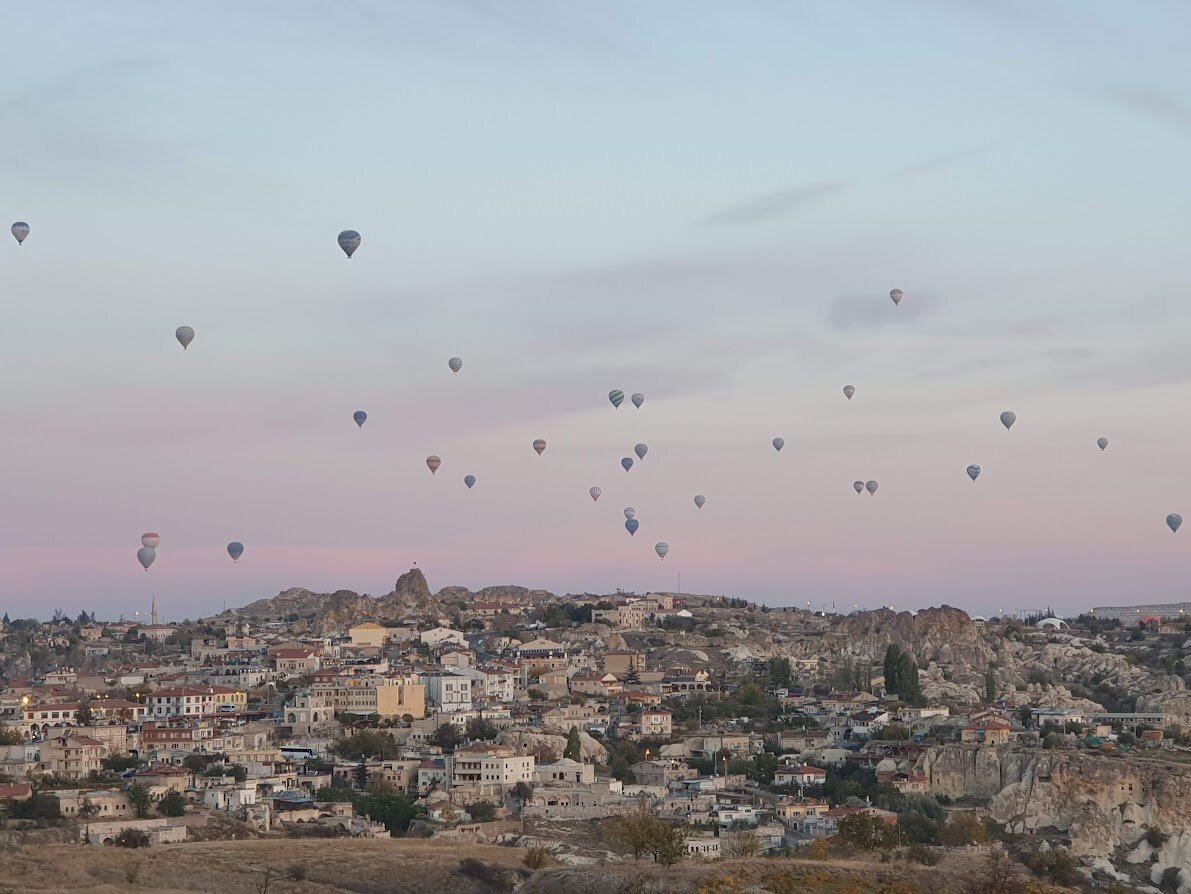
[420,627,466,649]
[419,671,473,713]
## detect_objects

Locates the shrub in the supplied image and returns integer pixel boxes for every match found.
[458,859,514,892]
[523,846,556,870]
[113,829,151,848]
[288,864,307,881]
[906,844,939,866]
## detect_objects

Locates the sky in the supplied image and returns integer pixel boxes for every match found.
[2,1,1191,621]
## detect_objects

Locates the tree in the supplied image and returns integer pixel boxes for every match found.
[882,723,910,741]
[315,787,355,802]
[430,723,463,752]
[938,813,987,848]
[563,726,583,762]
[0,728,23,746]
[511,781,534,804]
[464,716,498,742]
[183,753,215,773]
[837,812,896,850]
[157,790,187,817]
[127,781,152,818]
[352,790,422,834]
[74,703,95,726]
[984,666,997,704]
[331,729,397,761]
[647,820,687,866]
[11,793,62,820]
[721,828,760,858]
[113,829,151,848]
[77,799,100,821]
[767,657,792,690]
[466,800,497,822]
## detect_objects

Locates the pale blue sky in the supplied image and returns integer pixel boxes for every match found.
[2,1,1191,620]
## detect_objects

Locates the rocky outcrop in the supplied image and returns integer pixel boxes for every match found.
[496,729,607,763]
[915,744,1032,800]
[829,606,995,669]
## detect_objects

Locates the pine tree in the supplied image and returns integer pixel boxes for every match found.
[984,666,997,704]
[563,726,583,762]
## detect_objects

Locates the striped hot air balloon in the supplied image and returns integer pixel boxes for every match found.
[609,390,624,408]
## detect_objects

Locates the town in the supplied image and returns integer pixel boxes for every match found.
[2,569,1189,893]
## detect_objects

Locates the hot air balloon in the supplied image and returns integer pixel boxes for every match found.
[631,393,645,409]
[11,222,29,244]
[589,487,602,502]
[338,229,361,258]
[137,547,156,571]
[426,455,442,475]
[634,443,648,460]
[655,542,669,560]
[141,532,160,549]
[175,326,194,350]
[624,507,636,520]
[1000,411,1016,431]
[621,457,634,472]
[625,518,639,536]
[967,465,981,482]
[449,357,463,374]
[227,542,244,563]
[533,439,547,455]
[843,385,855,400]
[865,480,878,495]
[609,390,624,408]
[1097,437,1108,451]
[772,438,785,452]
[353,411,367,429]
[694,494,706,509]
[1168,514,1182,533]
[853,481,864,495]
[464,474,476,489]
[890,288,903,306]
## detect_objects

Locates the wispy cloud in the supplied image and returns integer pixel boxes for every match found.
[890,146,984,179]
[826,291,942,330]
[699,181,849,227]
[1084,85,1191,135]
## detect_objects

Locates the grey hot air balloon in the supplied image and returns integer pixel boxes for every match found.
[967,465,981,482]
[843,385,856,400]
[338,229,361,258]
[426,455,442,475]
[624,507,636,520]
[353,411,367,428]
[694,494,706,509]
[449,357,463,374]
[1000,411,1016,431]
[141,532,160,549]
[1168,514,1182,534]
[1097,437,1108,451]
[175,326,194,350]
[634,443,648,460]
[464,474,476,489]
[11,222,29,244]
[853,481,864,495]
[533,439,547,456]
[609,390,624,408]
[865,480,878,495]
[890,288,903,306]
[621,457,634,472]
[137,546,156,571]
[655,541,669,560]
[772,437,785,452]
[625,518,639,536]
[589,486,602,502]
[631,392,645,409]
[227,542,244,563]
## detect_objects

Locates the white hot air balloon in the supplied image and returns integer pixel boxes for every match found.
[631,392,645,409]
[694,494,706,509]
[533,439,547,456]
[890,288,903,306]
[865,480,878,495]
[137,546,156,571]
[1097,437,1108,451]
[624,507,636,520]
[11,222,29,244]
[426,455,442,475]
[654,541,669,560]
[1000,411,1016,431]
[175,326,194,350]
[449,357,463,374]
[772,438,785,452]
[843,385,855,400]
[589,486,602,502]
[338,229,361,258]
[141,532,160,549]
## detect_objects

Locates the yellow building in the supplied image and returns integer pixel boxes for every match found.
[349,622,389,649]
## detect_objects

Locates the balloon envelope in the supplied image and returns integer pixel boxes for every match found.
[175,326,194,350]
[141,532,160,549]
[967,465,981,482]
[1000,411,1016,431]
[865,480,878,495]
[426,455,442,474]
[11,222,29,244]
[137,546,156,571]
[624,507,636,520]
[533,439,547,455]
[449,357,463,374]
[843,385,855,400]
[634,443,648,460]
[625,518,639,536]
[853,481,864,494]
[1097,437,1108,451]
[589,486,602,502]
[694,494,706,509]
[464,474,476,489]
[337,229,361,258]
[1168,514,1182,533]
[631,392,644,409]
[654,541,669,560]
[621,457,634,472]
[353,411,367,428]
[609,390,624,408]
[772,437,785,452]
[227,542,244,563]
[890,288,903,305]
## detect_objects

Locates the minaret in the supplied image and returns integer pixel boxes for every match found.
[151,596,158,627]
